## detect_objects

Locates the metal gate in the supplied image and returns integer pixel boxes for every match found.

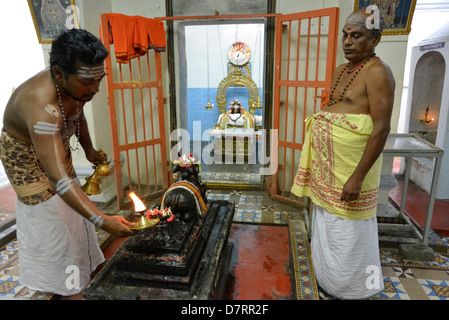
[100,14,169,209]
[99,9,339,208]
[268,8,339,204]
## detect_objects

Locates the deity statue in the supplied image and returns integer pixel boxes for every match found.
[40,0,66,36]
[217,99,260,129]
[370,0,401,28]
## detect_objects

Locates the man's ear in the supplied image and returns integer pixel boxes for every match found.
[373,33,381,47]
[52,65,64,82]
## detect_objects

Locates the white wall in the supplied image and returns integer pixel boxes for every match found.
[398,9,449,133]
[0,2,46,188]
[186,24,265,89]
[0,1,46,129]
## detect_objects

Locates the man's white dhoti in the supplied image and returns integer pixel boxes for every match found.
[311,205,384,299]
[15,193,105,296]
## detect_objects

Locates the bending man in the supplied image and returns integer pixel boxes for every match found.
[0,29,135,299]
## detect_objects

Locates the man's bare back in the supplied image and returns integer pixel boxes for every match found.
[3,69,85,145]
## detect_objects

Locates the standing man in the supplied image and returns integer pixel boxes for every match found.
[291,8,395,299]
[0,29,135,299]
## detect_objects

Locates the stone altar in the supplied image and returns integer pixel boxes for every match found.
[84,200,234,300]
[84,156,235,299]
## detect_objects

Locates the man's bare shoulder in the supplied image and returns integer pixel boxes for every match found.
[362,58,395,94]
[6,69,63,132]
[367,58,394,81]
[14,70,59,113]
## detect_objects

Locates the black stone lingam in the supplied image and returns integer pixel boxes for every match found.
[84,157,234,300]
[161,161,208,222]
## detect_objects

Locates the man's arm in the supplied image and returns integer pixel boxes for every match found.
[77,109,106,164]
[340,61,395,201]
[24,101,135,236]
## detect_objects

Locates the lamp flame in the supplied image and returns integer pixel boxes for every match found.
[128,192,146,213]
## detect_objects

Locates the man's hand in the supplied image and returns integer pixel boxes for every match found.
[340,175,363,202]
[86,148,107,166]
[101,215,137,237]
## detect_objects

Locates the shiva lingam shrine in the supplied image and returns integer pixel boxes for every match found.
[84,159,235,300]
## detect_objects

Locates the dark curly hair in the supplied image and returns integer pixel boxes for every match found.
[50,29,109,79]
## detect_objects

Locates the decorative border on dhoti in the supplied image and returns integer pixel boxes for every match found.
[288,219,320,300]
[294,167,379,213]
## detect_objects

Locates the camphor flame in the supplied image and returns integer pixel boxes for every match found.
[128,192,146,213]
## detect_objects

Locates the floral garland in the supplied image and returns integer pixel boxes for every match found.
[226,99,247,124]
[175,153,196,168]
[228,99,244,114]
[146,207,175,222]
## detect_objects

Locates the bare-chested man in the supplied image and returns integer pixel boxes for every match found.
[291,8,395,299]
[326,9,395,202]
[0,29,135,299]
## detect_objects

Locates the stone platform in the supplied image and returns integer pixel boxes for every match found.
[83,200,234,300]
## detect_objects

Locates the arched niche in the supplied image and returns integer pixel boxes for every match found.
[216,67,261,115]
[409,51,445,145]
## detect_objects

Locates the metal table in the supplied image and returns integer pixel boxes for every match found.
[383,133,444,247]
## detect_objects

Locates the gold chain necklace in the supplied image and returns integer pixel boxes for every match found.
[55,83,81,151]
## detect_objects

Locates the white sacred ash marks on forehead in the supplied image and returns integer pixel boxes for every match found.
[77,65,106,79]
[33,121,60,135]
[345,13,369,29]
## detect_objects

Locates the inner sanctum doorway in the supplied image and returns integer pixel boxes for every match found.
[174,19,268,189]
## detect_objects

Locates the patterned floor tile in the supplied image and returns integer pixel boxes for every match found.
[0,243,52,300]
[202,172,262,186]
[274,211,297,224]
[289,219,319,300]
[0,275,19,294]
[380,248,449,269]
[239,194,263,206]
[419,279,449,300]
[0,224,16,243]
[1,188,448,301]
[392,266,415,278]
[234,209,262,223]
[379,276,410,299]
[205,190,304,226]
[207,193,231,201]
[261,205,274,211]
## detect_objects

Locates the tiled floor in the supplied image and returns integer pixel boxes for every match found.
[1,182,449,300]
[390,176,449,237]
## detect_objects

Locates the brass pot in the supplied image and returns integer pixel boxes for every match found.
[96,162,111,176]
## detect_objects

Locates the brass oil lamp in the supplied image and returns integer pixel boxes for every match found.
[128,192,160,230]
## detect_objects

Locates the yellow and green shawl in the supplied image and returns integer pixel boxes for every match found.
[291,111,382,220]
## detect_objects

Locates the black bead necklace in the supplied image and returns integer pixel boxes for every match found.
[55,83,81,151]
[327,54,378,107]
